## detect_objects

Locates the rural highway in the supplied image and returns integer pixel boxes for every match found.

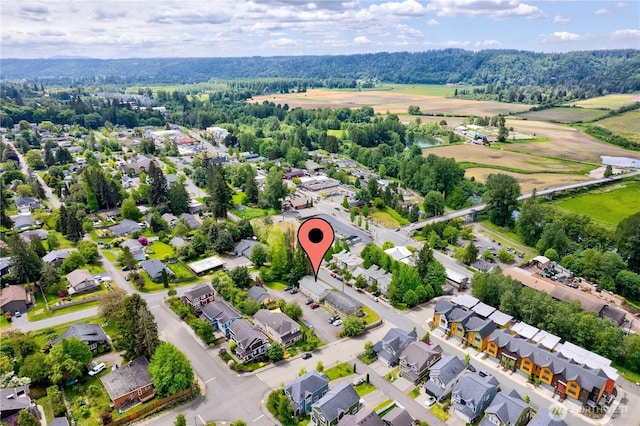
[406,169,640,231]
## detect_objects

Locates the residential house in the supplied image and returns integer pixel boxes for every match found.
[161,213,179,227]
[42,249,74,267]
[284,370,330,415]
[322,291,363,317]
[52,324,109,352]
[140,259,174,281]
[254,309,302,347]
[0,385,36,424]
[447,308,476,342]
[486,329,616,407]
[13,196,42,213]
[471,302,496,319]
[465,316,497,351]
[0,285,31,315]
[100,356,154,409]
[381,406,414,426]
[188,199,204,214]
[228,319,270,363]
[332,251,363,271]
[201,300,242,337]
[338,408,385,426]
[121,157,155,175]
[479,388,531,426]
[337,408,383,426]
[383,246,412,264]
[19,229,48,241]
[300,276,332,302]
[234,239,260,260]
[109,219,142,237]
[424,355,466,402]
[120,239,147,262]
[488,310,513,329]
[170,236,187,248]
[527,409,568,426]
[311,382,360,426]
[66,269,99,295]
[188,256,225,275]
[399,341,443,384]
[451,294,479,311]
[180,213,200,230]
[247,286,271,305]
[375,328,417,367]
[433,299,455,332]
[182,284,215,309]
[451,373,499,424]
[11,214,34,230]
[283,168,306,180]
[49,417,71,426]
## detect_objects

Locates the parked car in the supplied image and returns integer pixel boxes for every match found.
[328,315,339,324]
[370,295,379,302]
[14,311,21,318]
[310,303,319,309]
[283,286,293,292]
[290,289,299,294]
[330,273,337,278]
[302,353,312,360]
[305,298,313,305]
[352,376,366,386]
[425,396,436,407]
[466,364,476,372]
[332,319,343,326]
[335,276,344,282]
[88,363,107,376]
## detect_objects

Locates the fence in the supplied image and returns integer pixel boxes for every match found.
[49,295,101,311]
[107,388,193,426]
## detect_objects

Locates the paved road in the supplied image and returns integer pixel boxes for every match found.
[407,169,640,231]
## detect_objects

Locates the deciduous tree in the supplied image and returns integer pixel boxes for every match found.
[484,173,521,227]
[148,343,194,396]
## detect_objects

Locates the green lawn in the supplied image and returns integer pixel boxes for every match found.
[371,206,409,228]
[408,387,421,398]
[362,305,380,325]
[264,281,288,290]
[148,241,174,259]
[0,315,9,329]
[430,404,450,421]
[169,262,195,279]
[613,363,640,383]
[374,399,394,413]
[555,181,640,226]
[86,263,107,275]
[37,395,54,423]
[102,250,117,262]
[232,191,278,219]
[354,382,376,397]
[324,363,355,381]
[65,375,114,426]
[384,366,400,382]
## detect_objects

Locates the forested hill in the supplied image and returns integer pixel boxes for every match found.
[1,49,639,92]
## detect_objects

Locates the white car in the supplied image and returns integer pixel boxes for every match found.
[88,363,106,376]
[370,295,379,302]
[332,319,343,326]
[425,396,437,407]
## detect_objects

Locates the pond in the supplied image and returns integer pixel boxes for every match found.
[413,138,441,148]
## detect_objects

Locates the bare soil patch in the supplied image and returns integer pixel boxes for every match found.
[570,94,640,109]
[250,89,530,116]
[465,168,590,193]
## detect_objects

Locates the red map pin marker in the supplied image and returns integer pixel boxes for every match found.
[298,218,335,282]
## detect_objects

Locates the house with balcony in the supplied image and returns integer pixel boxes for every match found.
[254,309,302,348]
[465,316,496,351]
[182,283,214,309]
[399,340,443,384]
[451,373,499,424]
[284,370,329,415]
[374,328,416,367]
[228,319,270,363]
[311,382,360,426]
[201,300,242,337]
[424,355,466,402]
[447,308,476,343]
[479,388,531,426]
[433,299,455,332]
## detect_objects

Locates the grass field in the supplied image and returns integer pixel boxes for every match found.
[362,305,381,325]
[465,168,590,194]
[250,88,531,116]
[148,241,174,259]
[324,362,355,381]
[554,181,640,226]
[592,110,640,144]
[519,107,608,123]
[570,94,640,109]
[429,404,450,421]
[264,281,288,290]
[355,382,376,397]
[371,206,409,228]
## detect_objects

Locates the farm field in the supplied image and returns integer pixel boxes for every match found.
[504,119,640,163]
[464,168,590,194]
[519,107,608,123]
[250,88,530,116]
[554,181,640,226]
[591,110,640,144]
[570,94,640,109]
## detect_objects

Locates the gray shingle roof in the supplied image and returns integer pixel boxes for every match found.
[381,406,414,426]
[235,239,260,258]
[180,213,200,229]
[527,409,568,426]
[452,373,499,406]
[312,382,360,423]
[465,316,496,338]
[52,324,108,346]
[229,319,268,357]
[399,341,442,369]
[247,286,270,304]
[109,219,141,236]
[140,259,173,280]
[424,355,466,397]
[42,249,73,264]
[48,417,71,426]
[184,284,213,300]
[480,388,529,426]
[0,386,31,411]
[337,408,383,426]
[254,309,300,340]
[285,370,329,405]
[100,356,152,401]
[322,291,362,315]
[201,300,241,324]
[434,299,455,315]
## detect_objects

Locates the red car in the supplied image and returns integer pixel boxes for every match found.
[310,303,320,309]
[330,273,337,278]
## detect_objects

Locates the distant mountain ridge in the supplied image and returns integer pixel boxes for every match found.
[1,49,639,92]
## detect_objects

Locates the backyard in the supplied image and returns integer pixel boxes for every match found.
[324,362,355,381]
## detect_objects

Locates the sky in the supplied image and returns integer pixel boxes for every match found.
[1,0,638,59]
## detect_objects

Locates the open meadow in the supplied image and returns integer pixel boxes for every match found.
[504,119,640,163]
[591,110,640,144]
[569,94,640,109]
[250,87,531,116]
[518,107,608,123]
[554,180,640,226]
[464,168,591,194]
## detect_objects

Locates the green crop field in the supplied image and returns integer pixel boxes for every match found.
[570,94,640,109]
[519,107,608,123]
[555,181,640,226]
[377,83,465,97]
[592,110,640,144]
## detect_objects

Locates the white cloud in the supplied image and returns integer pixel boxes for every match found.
[594,9,609,15]
[353,36,371,44]
[614,2,626,8]
[426,0,545,19]
[368,0,426,16]
[18,5,50,22]
[553,15,571,24]
[261,37,298,48]
[148,9,231,24]
[442,40,470,47]
[475,39,502,47]
[39,30,66,37]
[397,24,424,39]
[93,9,127,21]
[539,31,588,42]
[611,29,640,39]
[426,18,440,26]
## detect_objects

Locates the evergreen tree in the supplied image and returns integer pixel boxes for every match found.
[207,164,231,218]
[168,182,189,215]
[243,166,259,204]
[9,234,42,283]
[147,162,169,207]
[117,294,159,360]
[262,168,288,210]
[56,205,67,234]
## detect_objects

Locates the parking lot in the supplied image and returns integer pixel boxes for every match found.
[273,287,340,344]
